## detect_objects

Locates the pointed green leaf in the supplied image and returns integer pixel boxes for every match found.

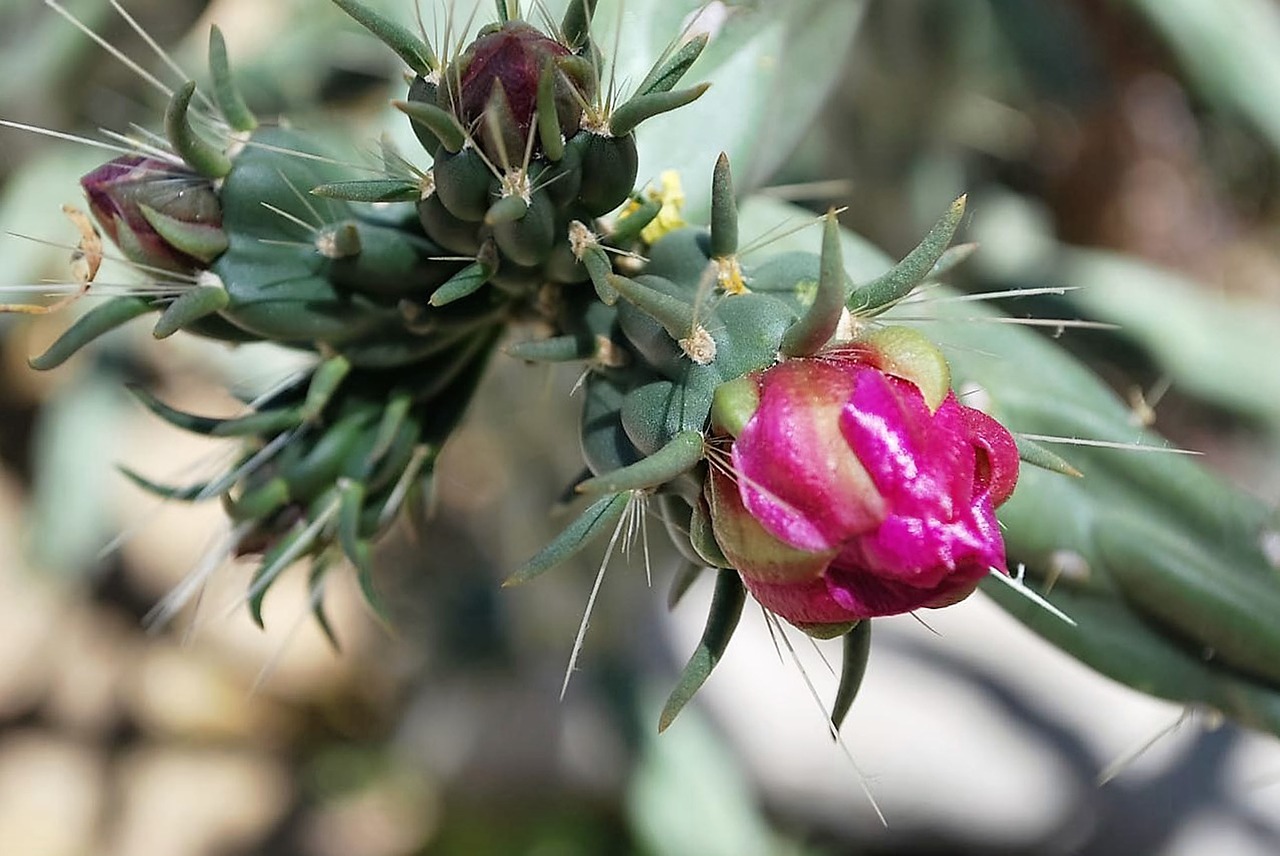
[831,621,871,731]
[505,492,630,585]
[393,100,466,153]
[609,83,711,138]
[330,0,436,74]
[165,81,231,179]
[659,569,746,731]
[637,33,709,96]
[607,274,695,339]
[576,430,703,495]
[153,285,229,339]
[1015,436,1083,479]
[310,179,421,203]
[781,211,845,357]
[208,25,257,132]
[116,465,214,502]
[709,152,738,258]
[29,297,154,370]
[848,195,966,315]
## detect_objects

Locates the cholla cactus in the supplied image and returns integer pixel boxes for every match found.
[9,0,1280,747]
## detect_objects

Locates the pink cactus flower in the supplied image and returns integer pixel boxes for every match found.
[705,338,1019,634]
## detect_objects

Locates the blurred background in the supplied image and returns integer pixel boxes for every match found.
[2,0,1280,854]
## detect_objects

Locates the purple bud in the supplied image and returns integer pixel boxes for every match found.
[81,155,227,273]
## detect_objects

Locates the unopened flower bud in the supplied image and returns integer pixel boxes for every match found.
[443,22,593,164]
[81,155,227,272]
[705,333,1019,634]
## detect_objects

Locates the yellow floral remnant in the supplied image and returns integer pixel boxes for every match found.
[715,255,747,295]
[619,170,687,245]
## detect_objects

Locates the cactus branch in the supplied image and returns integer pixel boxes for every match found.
[709,152,738,259]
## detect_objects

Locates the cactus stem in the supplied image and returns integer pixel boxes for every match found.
[392,100,466,154]
[781,211,847,357]
[208,26,257,133]
[166,82,232,179]
[609,83,711,138]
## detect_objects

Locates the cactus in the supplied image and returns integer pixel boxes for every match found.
[6,0,1280,750]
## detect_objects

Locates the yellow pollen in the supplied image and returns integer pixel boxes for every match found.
[715,255,747,295]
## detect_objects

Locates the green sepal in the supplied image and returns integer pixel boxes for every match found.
[637,33,709,96]
[429,260,492,306]
[560,0,596,50]
[537,62,565,162]
[138,204,229,263]
[780,211,845,357]
[689,493,729,568]
[153,285,229,339]
[394,100,466,154]
[848,195,966,315]
[576,430,703,495]
[607,274,695,340]
[667,560,704,610]
[831,621,871,731]
[207,26,256,133]
[29,297,154,370]
[226,477,289,521]
[1015,436,1083,478]
[127,384,303,437]
[311,179,422,203]
[709,152,737,258]
[117,465,213,502]
[302,355,352,421]
[658,568,746,732]
[505,333,596,363]
[165,81,231,179]
[330,0,437,75]
[504,492,629,585]
[609,83,711,138]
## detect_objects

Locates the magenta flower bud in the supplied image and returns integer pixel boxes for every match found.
[444,22,593,163]
[705,339,1019,634]
[81,155,227,273]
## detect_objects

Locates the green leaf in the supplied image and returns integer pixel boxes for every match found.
[659,568,746,732]
[505,492,630,585]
